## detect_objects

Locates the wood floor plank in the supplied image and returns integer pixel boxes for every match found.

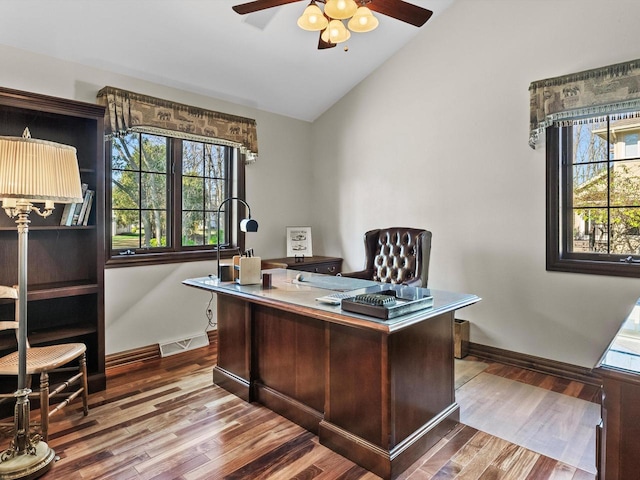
[448,432,513,480]
[307,442,372,479]
[525,455,563,480]
[418,426,483,476]
[223,432,317,480]
[492,443,539,480]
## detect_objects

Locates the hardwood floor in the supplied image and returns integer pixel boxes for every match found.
[1,344,597,479]
[458,372,599,473]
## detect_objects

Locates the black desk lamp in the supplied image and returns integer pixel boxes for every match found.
[216,197,258,280]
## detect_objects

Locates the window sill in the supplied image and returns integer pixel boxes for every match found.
[547,257,640,278]
[106,248,240,268]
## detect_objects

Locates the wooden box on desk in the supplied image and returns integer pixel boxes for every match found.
[233,255,261,285]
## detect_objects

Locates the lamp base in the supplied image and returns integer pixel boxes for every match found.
[0,441,55,480]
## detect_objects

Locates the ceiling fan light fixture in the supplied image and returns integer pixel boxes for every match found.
[347,6,379,33]
[324,0,358,20]
[297,2,329,31]
[321,19,350,44]
[232,0,434,51]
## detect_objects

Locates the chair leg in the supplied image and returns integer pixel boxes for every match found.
[80,353,89,416]
[39,371,50,443]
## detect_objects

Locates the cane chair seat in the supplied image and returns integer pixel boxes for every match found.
[0,343,87,375]
[0,286,89,442]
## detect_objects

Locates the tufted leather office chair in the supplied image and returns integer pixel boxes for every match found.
[342,227,432,288]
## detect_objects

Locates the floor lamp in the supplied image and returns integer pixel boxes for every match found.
[216,197,258,280]
[0,128,83,479]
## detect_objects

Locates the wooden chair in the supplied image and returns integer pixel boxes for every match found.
[0,285,89,442]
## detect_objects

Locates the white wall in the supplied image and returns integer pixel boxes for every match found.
[0,44,314,354]
[311,0,640,368]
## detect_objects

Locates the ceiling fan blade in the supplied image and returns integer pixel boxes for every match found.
[368,0,433,27]
[233,0,302,15]
[318,31,336,50]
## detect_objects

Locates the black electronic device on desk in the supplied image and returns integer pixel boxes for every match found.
[341,289,434,320]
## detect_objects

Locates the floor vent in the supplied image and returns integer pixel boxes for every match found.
[159,333,209,357]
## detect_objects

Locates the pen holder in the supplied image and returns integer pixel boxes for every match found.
[233,255,262,285]
[219,264,234,282]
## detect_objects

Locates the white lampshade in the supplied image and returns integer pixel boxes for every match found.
[321,19,351,44]
[240,217,258,233]
[297,2,328,31]
[0,129,83,205]
[347,6,379,33]
[324,0,358,20]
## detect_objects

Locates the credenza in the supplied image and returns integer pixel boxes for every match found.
[261,255,342,275]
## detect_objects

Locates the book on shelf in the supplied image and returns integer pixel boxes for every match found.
[60,183,88,226]
[69,202,83,226]
[59,203,73,226]
[79,189,94,226]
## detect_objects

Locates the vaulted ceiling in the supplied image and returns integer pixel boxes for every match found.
[0,0,454,121]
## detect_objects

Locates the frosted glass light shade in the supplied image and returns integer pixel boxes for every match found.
[0,130,83,205]
[347,6,379,32]
[321,19,351,44]
[324,0,358,20]
[297,2,328,31]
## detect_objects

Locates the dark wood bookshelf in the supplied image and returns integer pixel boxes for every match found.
[0,86,106,394]
[0,324,97,350]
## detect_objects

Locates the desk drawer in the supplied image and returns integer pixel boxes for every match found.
[291,260,342,275]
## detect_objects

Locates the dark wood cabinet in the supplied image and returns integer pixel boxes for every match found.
[0,87,106,393]
[261,256,342,275]
[596,367,640,480]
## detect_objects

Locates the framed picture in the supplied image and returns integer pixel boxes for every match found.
[286,226,313,257]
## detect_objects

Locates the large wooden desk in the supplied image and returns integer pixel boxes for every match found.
[183,269,479,479]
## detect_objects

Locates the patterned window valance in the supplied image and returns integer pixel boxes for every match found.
[529,58,640,149]
[96,86,258,163]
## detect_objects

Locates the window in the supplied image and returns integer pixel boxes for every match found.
[107,132,246,266]
[111,133,169,251]
[625,133,639,158]
[97,86,258,267]
[547,112,640,277]
[181,140,227,247]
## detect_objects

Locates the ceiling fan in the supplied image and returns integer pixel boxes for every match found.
[232,0,433,50]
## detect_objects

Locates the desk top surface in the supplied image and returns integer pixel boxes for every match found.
[598,298,640,374]
[183,268,480,333]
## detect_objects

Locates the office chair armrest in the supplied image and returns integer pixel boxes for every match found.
[340,269,373,280]
[402,277,423,288]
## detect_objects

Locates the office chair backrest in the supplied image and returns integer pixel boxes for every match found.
[363,227,432,287]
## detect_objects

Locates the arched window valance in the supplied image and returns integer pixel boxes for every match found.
[96,86,258,163]
[529,58,640,149]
